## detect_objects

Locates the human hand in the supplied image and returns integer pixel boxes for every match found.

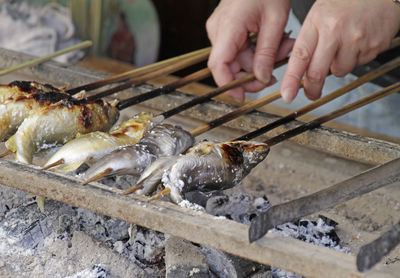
[206,0,293,102]
[281,0,400,103]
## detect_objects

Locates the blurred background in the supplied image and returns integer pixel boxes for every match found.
[0,0,217,67]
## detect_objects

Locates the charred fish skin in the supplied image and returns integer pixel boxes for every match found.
[161,141,269,204]
[43,112,154,172]
[0,81,70,141]
[10,99,119,164]
[83,123,194,181]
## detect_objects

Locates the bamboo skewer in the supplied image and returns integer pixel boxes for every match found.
[160,58,289,119]
[114,68,211,109]
[66,47,211,95]
[189,88,285,137]
[263,81,400,147]
[236,56,400,141]
[87,64,211,102]
[0,40,92,77]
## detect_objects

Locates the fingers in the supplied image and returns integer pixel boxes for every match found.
[206,4,249,87]
[330,41,359,78]
[304,35,338,100]
[254,12,289,84]
[281,23,318,103]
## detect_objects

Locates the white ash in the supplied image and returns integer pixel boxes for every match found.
[65,264,110,278]
[205,193,349,278]
[272,218,349,253]
[179,200,205,212]
[0,186,165,276]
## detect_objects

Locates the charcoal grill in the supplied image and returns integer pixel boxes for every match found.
[0,47,399,278]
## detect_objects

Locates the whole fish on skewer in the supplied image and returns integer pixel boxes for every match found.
[6,97,119,164]
[132,140,270,204]
[0,81,71,140]
[42,112,160,172]
[83,123,195,184]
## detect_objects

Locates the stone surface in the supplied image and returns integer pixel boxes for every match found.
[165,236,209,278]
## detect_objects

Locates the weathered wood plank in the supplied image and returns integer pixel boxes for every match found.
[0,159,397,278]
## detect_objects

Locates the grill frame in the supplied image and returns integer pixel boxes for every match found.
[0,48,399,277]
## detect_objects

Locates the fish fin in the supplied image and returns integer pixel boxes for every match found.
[4,135,16,153]
[73,91,87,100]
[110,99,119,107]
[59,162,83,172]
[136,156,177,196]
[36,196,45,213]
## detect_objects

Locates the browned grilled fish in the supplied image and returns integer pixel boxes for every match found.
[6,97,119,164]
[136,140,270,204]
[0,81,71,140]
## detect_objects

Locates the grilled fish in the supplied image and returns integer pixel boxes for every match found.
[6,98,119,164]
[0,81,70,140]
[83,123,195,183]
[42,112,159,172]
[136,140,269,204]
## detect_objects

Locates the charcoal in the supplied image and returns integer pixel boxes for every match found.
[205,194,253,224]
[185,190,224,208]
[165,236,209,278]
[65,264,111,278]
[129,227,166,265]
[200,246,268,278]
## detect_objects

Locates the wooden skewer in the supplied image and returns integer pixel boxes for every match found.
[160,57,289,119]
[189,89,284,137]
[0,40,92,77]
[106,68,211,108]
[88,64,211,103]
[236,56,400,141]
[0,149,13,158]
[122,185,144,195]
[82,167,113,185]
[388,36,400,50]
[41,158,64,170]
[264,81,400,147]
[67,47,211,95]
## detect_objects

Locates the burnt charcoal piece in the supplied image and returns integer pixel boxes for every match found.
[184,190,224,208]
[206,194,253,225]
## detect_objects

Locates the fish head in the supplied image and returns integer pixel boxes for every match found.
[104,101,120,129]
[230,141,269,169]
[111,112,154,137]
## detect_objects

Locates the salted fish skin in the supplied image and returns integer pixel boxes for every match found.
[43,113,154,171]
[161,141,270,203]
[83,123,194,181]
[0,81,70,140]
[13,99,119,164]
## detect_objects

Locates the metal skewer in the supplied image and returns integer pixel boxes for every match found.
[357,221,400,272]
[248,157,400,242]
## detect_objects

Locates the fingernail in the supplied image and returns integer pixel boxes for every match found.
[282,88,294,104]
[257,66,271,84]
[227,90,244,103]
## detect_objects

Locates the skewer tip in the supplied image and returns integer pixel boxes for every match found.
[0,149,13,158]
[148,187,171,202]
[122,185,144,195]
[82,168,113,185]
[42,158,64,170]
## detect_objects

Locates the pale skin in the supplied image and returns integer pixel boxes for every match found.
[206,0,400,103]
